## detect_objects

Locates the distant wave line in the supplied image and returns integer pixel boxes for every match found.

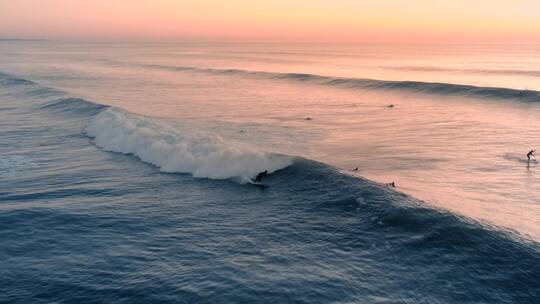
[138,63,540,102]
[385,65,540,77]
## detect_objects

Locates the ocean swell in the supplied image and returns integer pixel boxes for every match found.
[141,63,540,102]
[0,72,37,86]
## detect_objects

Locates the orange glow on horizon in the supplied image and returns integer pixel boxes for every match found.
[1,0,539,43]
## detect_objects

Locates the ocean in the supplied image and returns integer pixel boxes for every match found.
[1,41,539,303]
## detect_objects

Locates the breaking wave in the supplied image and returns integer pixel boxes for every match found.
[84,108,293,181]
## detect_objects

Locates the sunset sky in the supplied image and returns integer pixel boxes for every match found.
[1,0,539,43]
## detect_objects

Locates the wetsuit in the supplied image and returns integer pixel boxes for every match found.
[254,171,267,183]
[527,150,535,161]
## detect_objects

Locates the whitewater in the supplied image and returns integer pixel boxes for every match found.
[85,107,292,181]
[1,41,539,303]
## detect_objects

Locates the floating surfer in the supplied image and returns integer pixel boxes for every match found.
[385,181,396,188]
[252,170,268,183]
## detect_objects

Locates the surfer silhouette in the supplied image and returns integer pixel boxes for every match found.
[253,170,268,183]
[527,149,536,162]
[386,181,396,188]
[385,182,396,188]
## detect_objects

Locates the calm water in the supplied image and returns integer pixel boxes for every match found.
[1,41,539,303]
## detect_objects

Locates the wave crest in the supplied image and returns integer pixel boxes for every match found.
[85,108,293,181]
[0,72,37,86]
[41,97,107,116]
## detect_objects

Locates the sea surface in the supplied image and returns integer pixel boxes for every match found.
[1,41,539,303]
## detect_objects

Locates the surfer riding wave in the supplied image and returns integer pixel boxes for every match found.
[252,170,268,183]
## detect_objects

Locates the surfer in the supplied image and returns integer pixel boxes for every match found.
[253,170,268,183]
[386,181,396,188]
[527,149,536,162]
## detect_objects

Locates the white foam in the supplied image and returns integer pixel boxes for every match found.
[85,108,293,181]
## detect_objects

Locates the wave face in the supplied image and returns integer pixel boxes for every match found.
[0,72,36,86]
[85,108,293,181]
[41,97,107,116]
[142,63,540,102]
[0,71,64,99]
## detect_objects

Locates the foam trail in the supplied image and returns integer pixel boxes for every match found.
[85,108,293,181]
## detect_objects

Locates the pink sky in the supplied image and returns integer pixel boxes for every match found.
[1,0,539,43]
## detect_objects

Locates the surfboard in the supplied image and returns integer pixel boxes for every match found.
[502,153,537,164]
[249,180,267,187]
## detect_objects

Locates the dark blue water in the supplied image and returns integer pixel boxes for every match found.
[1,72,539,303]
